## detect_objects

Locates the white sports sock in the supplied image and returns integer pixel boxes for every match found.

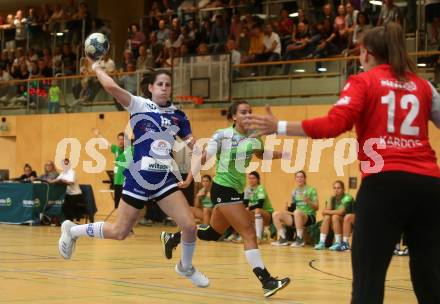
[245,249,265,269]
[297,228,304,239]
[71,222,105,239]
[255,214,263,239]
[181,241,196,270]
[343,236,349,243]
[320,233,327,243]
[335,234,342,244]
[278,227,286,239]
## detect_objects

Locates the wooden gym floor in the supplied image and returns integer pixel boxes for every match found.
[0,224,416,304]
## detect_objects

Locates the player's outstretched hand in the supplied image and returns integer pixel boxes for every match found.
[249,105,278,137]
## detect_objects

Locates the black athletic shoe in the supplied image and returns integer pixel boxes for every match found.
[160,231,180,259]
[262,277,291,298]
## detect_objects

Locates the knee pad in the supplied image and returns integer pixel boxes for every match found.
[197,224,222,241]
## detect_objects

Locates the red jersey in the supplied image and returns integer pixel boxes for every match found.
[302,64,440,178]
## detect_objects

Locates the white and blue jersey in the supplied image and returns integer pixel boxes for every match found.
[122,94,191,203]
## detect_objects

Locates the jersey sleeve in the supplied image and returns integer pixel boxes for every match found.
[307,187,318,203]
[302,75,367,138]
[206,129,224,160]
[111,144,117,154]
[256,185,266,200]
[429,82,440,128]
[177,110,192,139]
[124,94,144,114]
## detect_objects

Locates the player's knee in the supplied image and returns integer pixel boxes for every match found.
[181,222,197,235]
[293,209,303,218]
[197,224,222,241]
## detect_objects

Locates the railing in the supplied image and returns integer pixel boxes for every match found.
[0,51,438,115]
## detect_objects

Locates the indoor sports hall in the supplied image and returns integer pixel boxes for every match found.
[1,1,439,303]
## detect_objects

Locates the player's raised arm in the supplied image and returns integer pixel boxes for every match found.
[88,57,131,107]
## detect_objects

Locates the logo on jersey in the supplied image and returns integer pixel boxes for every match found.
[335,96,351,106]
[343,82,351,91]
[147,103,158,111]
[151,139,172,156]
[161,116,172,129]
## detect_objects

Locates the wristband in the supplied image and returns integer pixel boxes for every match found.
[277,121,287,135]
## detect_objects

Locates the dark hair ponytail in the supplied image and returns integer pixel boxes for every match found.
[362,22,416,81]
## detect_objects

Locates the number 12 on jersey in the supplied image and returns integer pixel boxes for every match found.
[381,90,420,136]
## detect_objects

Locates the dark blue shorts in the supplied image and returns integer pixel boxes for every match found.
[121,172,179,209]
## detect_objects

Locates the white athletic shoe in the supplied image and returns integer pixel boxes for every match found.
[175,261,210,288]
[58,220,77,259]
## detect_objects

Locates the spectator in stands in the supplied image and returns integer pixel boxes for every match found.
[179,44,190,58]
[187,19,201,52]
[164,0,184,14]
[98,53,116,73]
[426,0,440,44]
[52,45,62,67]
[377,0,401,26]
[210,14,228,53]
[156,19,170,45]
[314,180,355,250]
[14,10,27,49]
[0,66,13,106]
[165,30,183,50]
[199,17,211,44]
[49,3,65,33]
[229,13,242,43]
[68,77,91,112]
[226,39,241,77]
[136,45,154,70]
[312,18,340,58]
[16,164,37,182]
[334,5,350,50]
[171,17,181,36]
[48,79,61,113]
[38,160,59,181]
[261,23,281,73]
[121,49,135,73]
[3,14,16,50]
[27,8,42,48]
[0,49,12,72]
[147,1,163,31]
[37,59,53,78]
[148,32,163,68]
[27,48,39,62]
[317,3,335,25]
[278,8,293,39]
[243,24,264,63]
[41,47,52,68]
[238,26,251,56]
[61,43,77,75]
[50,158,85,221]
[119,63,137,95]
[283,21,315,74]
[271,171,319,247]
[128,23,146,59]
[345,2,359,35]
[350,12,371,53]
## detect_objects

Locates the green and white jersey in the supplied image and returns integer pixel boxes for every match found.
[326,193,355,212]
[291,186,318,216]
[197,188,213,208]
[244,184,274,213]
[207,127,263,194]
[111,144,133,186]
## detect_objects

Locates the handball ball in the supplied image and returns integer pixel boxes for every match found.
[84,33,109,60]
